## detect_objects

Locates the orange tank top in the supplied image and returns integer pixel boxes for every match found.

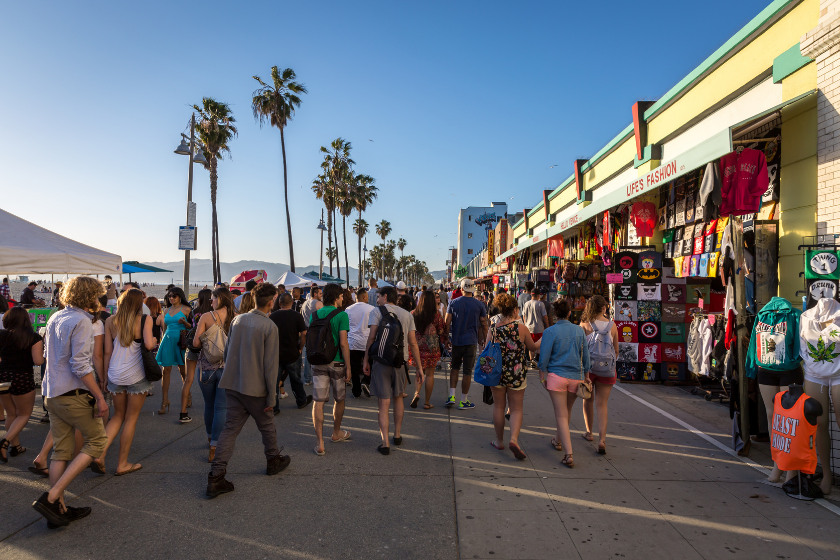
[770,391,817,475]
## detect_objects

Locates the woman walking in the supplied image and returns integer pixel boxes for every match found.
[145,296,163,348]
[192,287,234,462]
[238,292,256,314]
[92,289,156,475]
[180,289,211,423]
[409,291,449,410]
[579,296,618,455]
[155,287,191,415]
[0,308,45,462]
[486,294,540,459]
[538,299,591,468]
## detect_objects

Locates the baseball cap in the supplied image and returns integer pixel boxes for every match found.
[460,278,475,293]
[396,281,406,290]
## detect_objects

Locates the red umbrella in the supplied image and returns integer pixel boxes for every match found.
[230,269,267,289]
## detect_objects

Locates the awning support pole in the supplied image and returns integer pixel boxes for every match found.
[732,216,751,456]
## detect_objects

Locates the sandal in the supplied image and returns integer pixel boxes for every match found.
[114,464,142,476]
[582,432,594,442]
[313,446,325,456]
[424,403,434,409]
[598,442,606,455]
[550,438,563,451]
[410,395,420,409]
[561,454,574,468]
[330,430,352,443]
[9,444,26,457]
[28,465,49,478]
[509,441,527,460]
[0,439,9,463]
[90,460,106,475]
[490,440,504,450]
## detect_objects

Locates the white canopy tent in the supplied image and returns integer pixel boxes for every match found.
[0,208,122,275]
[274,271,329,288]
[376,280,394,288]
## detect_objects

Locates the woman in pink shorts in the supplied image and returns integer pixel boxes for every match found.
[538,299,591,468]
[579,296,618,455]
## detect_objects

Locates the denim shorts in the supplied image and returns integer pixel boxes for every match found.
[108,377,152,394]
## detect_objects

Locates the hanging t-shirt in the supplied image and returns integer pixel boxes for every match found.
[631,201,657,237]
[805,249,840,280]
[719,149,768,217]
[693,237,704,255]
[690,255,700,276]
[673,257,684,278]
[698,254,709,277]
[615,251,637,270]
[708,252,720,278]
[662,283,686,303]
[615,321,638,343]
[638,250,662,270]
[681,257,691,277]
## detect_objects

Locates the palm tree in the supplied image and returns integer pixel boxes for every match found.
[397,238,406,280]
[193,98,237,285]
[326,247,338,269]
[339,169,357,284]
[320,138,354,279]
[351,174,377,286]
[386,240,397,280]
[311,174,335,275]
[251,66,307,272]
[353,217,369,283]
[375,220,391,280]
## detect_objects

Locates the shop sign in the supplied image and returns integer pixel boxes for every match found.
[487,230,495,264]
[606,273,624,284]
[493,275,499,285]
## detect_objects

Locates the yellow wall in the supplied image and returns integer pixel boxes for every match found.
[778,91,817,304]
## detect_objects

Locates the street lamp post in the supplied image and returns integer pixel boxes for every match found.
[174,114,206,295]
[317,210,328,280]
[363,239,368,281]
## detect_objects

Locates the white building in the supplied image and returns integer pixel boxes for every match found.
[456,202,507,268]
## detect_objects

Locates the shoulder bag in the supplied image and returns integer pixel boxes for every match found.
[474,326,503,387]
[140,315,163,382]
[199,311,227,366]
[575,337,593,400]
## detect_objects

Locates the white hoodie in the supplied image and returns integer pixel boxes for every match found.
[799,298,840,379]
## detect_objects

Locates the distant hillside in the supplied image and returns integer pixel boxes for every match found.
[430,270,447,281]
[125,259,359,285]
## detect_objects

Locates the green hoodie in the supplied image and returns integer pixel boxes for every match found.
[745,297,802,379]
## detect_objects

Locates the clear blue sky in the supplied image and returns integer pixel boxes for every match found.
[1,0,770,276]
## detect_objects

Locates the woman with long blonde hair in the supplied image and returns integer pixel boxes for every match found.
[579,295,618,455]
[91,289,156,475]
[238,292,255,314]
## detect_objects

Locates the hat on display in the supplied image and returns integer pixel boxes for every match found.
[460,278,476,293]
[396,281,407,289]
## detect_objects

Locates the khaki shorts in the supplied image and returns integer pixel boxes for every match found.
[44,393,107,461]
[311,362,347,403]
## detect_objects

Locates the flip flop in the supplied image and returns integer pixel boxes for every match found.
[410,395,420,408]
[582,432,594,442]
[114,464,142,476]
[330,430,351,443]
[423,403,434,409]
[28,465,49,478]
[313,447,325,456]
[490,440,504,450]
[509,441,527,460]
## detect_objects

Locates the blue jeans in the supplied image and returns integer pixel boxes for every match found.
[275,357,307,409]
[302,348,312,384]
[198,367,227,446]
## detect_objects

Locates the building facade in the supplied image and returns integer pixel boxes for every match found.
[456,202,507,268]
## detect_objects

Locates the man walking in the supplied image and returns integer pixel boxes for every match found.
[0,277,10,301]
[444,278,488,410]
[207,282,290,499]
[269,293,313,412]
[309,284,352,455]
[345,288,374,398]
[522,287,549,365]
[367,278,379,305]
[363,286,425,454]
[32,276,108,528]
[291,287,305,313]
[518,281,535,310]
[300,286,323,386]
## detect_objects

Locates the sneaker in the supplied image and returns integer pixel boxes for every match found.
[206,473,235,498]
[361,384,371,398]
[297,395,314,409]
[305,381,312,386]
[266,454,291,476]
[32,492,68,527]
[179,413,192,424]
[444,395,456,407]
[47,505,91,529]
[279,391,289,399]
[458,400,475,410]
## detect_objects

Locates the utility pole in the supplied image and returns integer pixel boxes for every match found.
[183,114,196,295]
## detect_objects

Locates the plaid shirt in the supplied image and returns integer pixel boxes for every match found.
[0,283,9,300]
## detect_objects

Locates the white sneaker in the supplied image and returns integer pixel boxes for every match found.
[279,391,289,399]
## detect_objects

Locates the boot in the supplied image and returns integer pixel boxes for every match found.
[266,454,291,476]
[206,472,234,499]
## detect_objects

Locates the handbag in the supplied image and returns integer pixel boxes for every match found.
[198,311,227,366]
[576,345,593,400]
[179,311,200,352]
[140,315,163,382]
[473,327,503,387]
[482,385,494,405]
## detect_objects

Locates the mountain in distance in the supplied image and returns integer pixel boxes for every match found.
[125,259,359,285]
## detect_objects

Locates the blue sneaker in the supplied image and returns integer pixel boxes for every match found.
[458,400,475,410]
[444,395,456,407]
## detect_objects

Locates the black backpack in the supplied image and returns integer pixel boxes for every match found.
[305,309,341,366]
[370,305,405,368]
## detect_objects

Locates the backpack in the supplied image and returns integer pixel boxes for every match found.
[370,305,405,368]
[587,321,616,377]
[305,309,342,366]
[562,262,576,281]
[588,263,601,281]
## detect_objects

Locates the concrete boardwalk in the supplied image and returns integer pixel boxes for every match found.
[2,370,840,559]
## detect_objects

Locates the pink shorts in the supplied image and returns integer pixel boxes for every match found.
[545,373,581,393]
[588,372,617,385]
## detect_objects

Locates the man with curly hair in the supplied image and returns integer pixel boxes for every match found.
[32,276,109,529]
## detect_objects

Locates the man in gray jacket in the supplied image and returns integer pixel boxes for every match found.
[207,282,291,498]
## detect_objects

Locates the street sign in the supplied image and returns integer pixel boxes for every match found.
[179,226,197,250]
[187,202,197,227]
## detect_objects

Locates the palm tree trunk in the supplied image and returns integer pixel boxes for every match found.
[214,211,221,283]
[326,204,333,275]
[333,204,341,279]
[210,157,219,284]
[357,210,363,287]
[280,127,296,272]
[342,213,349,286]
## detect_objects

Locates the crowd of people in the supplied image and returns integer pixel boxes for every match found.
[0,273,618,528]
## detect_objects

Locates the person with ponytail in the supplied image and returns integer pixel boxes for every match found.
[579,295,618,455]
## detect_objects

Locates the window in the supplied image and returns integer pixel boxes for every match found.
[468,249,473,255]
[468,215,472,221]
[468,233,473,239]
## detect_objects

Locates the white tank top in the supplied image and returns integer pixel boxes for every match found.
[108,330,145,386]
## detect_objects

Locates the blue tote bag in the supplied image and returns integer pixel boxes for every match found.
[474,328,502,386]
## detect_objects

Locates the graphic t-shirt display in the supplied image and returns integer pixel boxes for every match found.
[719,148,768,217]
[631,202,657,237]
